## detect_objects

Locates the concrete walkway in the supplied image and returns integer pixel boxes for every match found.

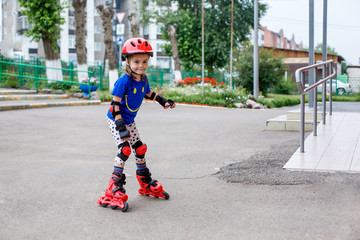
[284,107,360,173]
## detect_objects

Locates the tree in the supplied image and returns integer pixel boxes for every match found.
[341,61,347,75]
[97,0,118,91]
[72,0,88,82]
[167,23,182,80]
[302,43,338,55]
[128,13,140,38]
[18,0,67,81]
[162,0,267,72]
[233,42,288,94]
[154,3,182,80]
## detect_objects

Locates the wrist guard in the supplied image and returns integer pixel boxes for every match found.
[115,118,130,139]
[144,91,156,100]
[156,94,174,108]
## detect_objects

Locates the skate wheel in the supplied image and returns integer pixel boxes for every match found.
[120,202,129,212]
[111,205,118,210]
[162,192,170,200]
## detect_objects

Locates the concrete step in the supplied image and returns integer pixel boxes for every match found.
[266,115,317,132]
[0,94,69,101]
[0,88,37,95]
[287,108,323,121]
[266,107,327,132]
[0,98,101,111]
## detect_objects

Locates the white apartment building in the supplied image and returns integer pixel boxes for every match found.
[0,0,175,70]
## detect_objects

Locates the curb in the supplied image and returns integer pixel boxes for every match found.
[0,94,69,101]
[0,89,37,95]
[0,100,102,111]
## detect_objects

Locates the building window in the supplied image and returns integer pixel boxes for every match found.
[95,42,101,51]
[28,48,38,54]
[68,17,75,29]
[277,36,280,48]
[143,25,149,35]
[157,57,171,69]
[156,24,164,35]
[156,42,165,52]
[94,25,101,34]
[69,35,76,49]
[20,16,31,30]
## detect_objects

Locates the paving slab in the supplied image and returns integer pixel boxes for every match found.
[284,112,360,172]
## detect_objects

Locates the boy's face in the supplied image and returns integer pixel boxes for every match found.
[128,54,150,75]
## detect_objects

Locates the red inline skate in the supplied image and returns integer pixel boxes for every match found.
[136,168,169,200]
[97,172,129,212]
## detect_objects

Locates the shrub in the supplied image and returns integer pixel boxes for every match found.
[272,77,298,94]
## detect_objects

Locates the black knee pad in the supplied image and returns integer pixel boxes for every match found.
[117,142,131,161]
[132,140,147,159]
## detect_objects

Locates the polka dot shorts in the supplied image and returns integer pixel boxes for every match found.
[107,117,145,164]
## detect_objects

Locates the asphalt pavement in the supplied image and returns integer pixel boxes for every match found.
[1,102,359,240]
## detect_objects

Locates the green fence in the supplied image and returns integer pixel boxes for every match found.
[0,56,96,99]
[0,56,227,92]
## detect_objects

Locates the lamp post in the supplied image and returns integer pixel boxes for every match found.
[202,0,205,98]
[253,0,259,98]
[229,0,234,88]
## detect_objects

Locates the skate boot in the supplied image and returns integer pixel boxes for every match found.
[97,172,129,211]
[136,168,169,200]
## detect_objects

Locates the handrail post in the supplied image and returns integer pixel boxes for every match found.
[34,59,39,91]
[300,72,305,152]
[329,64,333,115]
[160,70,163,86]
[313,79,318,136]
[322,63,327,124]
[98,65,103,91]
[88,71,91,100]
[69,62,74,82]
[0,55,3,82]
[19,56,23,88]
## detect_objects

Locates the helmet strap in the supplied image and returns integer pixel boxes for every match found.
[126,63,145,86]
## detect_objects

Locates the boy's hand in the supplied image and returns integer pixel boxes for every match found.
[156,95,176,109]
[115,118,131,140]
[164,100,176,109]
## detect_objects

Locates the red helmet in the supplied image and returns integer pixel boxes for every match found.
[121,38,153,61]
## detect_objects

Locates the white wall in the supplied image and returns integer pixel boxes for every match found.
[347,67,360,93]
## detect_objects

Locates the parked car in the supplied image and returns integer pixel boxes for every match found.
[305,79,352,95]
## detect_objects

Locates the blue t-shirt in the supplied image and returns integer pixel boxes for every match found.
[107,73,151,124]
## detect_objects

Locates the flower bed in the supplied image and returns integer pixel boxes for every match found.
[177,77,225,86]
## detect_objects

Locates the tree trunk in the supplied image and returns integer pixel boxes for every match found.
[73,0,88,82]
[43,37,63,81]
[128,13,139,38]
[167,24,182,81]
[97,2,118,91]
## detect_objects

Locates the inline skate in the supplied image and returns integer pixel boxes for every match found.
[136,168,169,200]
[97,172,129,212]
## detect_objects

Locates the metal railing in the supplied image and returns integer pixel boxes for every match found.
[0,58,96,99]
[295,59,337,152]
